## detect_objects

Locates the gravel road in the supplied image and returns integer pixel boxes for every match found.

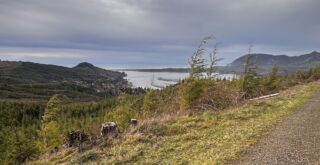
[232,92,320,164]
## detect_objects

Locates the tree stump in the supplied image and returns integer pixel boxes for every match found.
[130,119,138,126]
[100,122,118,138]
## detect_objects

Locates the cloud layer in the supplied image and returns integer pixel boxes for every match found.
[0,0,320,68]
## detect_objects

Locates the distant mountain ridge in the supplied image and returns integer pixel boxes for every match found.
[230,51,320,66]
[229,51,320,74]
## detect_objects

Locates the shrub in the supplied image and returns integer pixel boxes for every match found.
[262,65,281,92]
[198,82,240,110]
[179,79,206,110]
[141,90,160,113]
[105,105,135,129]
[41,121,63,151]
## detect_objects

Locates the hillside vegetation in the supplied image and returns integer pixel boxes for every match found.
[1,38,320,164]
[32,82,319,164]
[0,61,134,101]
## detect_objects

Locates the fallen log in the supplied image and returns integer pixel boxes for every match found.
[250,93,280,101]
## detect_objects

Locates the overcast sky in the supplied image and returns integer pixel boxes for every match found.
[0,0,319,68]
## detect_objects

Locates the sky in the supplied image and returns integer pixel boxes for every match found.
[0,0,319,69]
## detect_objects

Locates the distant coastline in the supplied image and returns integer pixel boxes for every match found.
[118,68,190,73]
[118,66,237,74]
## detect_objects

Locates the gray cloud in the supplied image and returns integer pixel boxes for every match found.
[0,0,319,68]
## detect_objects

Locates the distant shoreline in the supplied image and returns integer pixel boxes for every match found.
[117,66,238,74]
[117,68,190,73]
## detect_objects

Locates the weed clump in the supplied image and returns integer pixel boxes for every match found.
[71,150,99,164]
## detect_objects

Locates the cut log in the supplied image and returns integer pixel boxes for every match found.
[250,93,280,101]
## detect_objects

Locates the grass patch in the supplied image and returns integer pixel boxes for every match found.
[70,150,99,164]
[96,82,320,164]
[30,82,320,164]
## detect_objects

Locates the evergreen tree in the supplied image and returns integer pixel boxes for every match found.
[42,94,69,123]
[263,64,280,92]
[41,94,68,151]
[41,121,63,151]
[7,128,40,164]
[295,70,304,81]
[189,37,211,79]
[179,79,205,109]
[241,45,260,98]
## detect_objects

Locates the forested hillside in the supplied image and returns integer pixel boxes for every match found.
[0,100,44,164]
[0,61,136,101]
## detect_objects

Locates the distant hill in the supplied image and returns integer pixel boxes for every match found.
[0,61,126,84]
[0,61,130,101]
[229,51,320,74]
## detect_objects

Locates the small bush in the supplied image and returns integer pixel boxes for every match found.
[142,90,159,113]
[261,65,281,93]
[179,79,206,110]
[105,105,135,129]
[198,82,240,110]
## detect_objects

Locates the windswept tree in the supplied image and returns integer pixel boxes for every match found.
[182,36,221,109]
[189,36,211,79]
[42,94,69,123]
[41,94,69,151]
[207,42,222,79]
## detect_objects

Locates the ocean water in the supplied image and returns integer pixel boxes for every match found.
[124,71,237,89]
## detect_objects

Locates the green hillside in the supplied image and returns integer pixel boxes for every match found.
[0,61,131,101]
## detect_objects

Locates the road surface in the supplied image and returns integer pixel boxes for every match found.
[233,92,320,164]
